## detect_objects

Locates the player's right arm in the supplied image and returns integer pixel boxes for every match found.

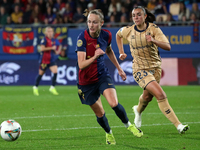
[40,45,56,52]
[77,48,105,70]
[116,27,127,60]
[148,24,171,51]
[40,38,56,52]
[76,32,105,70]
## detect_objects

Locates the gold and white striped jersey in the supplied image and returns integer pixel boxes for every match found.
[117,22,169,73]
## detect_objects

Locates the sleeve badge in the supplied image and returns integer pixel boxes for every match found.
[41,39,44,43]
[77,39,83,47]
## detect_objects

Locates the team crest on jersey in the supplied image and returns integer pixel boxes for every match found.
[131,35,135,39]
[95,44,100,49]
[77,39,83,47]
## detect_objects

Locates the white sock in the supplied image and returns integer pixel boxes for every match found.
[124,121,132,128]
[107,130,112,134]
[177,124,183,130]
[33,86,38,89]
[50,86,54,89]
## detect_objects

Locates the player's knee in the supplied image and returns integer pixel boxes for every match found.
[95,110,105,118]
[96,113,105,118]
[155,92,166,100]
[143,94,153,102]
[109,101,118,108]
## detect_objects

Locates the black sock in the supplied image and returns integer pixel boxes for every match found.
[52,73,57,86]
[97,114,111,133]
[112,103,129,123]
[35,75,42,87]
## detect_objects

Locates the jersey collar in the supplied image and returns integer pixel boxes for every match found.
[134,22,149,32]
[87,29,100,39]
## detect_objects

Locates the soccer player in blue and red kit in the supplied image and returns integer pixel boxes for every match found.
[75,9,143,145]
[33,27,62,96]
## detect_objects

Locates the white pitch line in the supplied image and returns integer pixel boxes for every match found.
[0,112,199,120]
[22,121,200,132]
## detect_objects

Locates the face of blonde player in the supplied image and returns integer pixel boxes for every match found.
[45,28,54,39]
[132,8,147,27]
[87,13,103,37]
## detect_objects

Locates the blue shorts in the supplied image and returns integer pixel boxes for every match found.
[77,76,115,105]
[39,62,57,71]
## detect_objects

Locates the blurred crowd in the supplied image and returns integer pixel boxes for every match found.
[0,0,200,27]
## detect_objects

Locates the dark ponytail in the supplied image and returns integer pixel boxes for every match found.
[133,6,156,23]
[144,8,156,23]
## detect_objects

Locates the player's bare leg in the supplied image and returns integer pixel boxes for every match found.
[133,91,153,128]
[145,81,189,133]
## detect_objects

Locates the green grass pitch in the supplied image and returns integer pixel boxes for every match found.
[0,85,199,150]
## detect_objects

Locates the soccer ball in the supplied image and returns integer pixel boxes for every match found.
[0,120,22,141]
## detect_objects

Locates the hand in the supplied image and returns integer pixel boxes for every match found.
[119,53,127,60]
[146,35,155,43]
[94,48,105,59]
[52,45,56,50]
[118,68,126,81]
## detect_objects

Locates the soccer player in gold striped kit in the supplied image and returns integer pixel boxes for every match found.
[116,6,189,134]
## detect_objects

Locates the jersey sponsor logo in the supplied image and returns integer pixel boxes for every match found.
[108,83,113,85]
[0,62,20,84]
[77,39,83,47]
[131,44,153,49]
[87,42,93,45]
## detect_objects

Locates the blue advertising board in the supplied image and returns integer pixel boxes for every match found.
[0,25,199,60]
[0,59,138,85]
[67,26,200,59]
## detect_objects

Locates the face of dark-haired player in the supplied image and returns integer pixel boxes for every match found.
[87,13,104,37]
[132,8,147,26]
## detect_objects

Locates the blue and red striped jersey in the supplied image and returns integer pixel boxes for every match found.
[39,36,60,64]
[75,29,112,85]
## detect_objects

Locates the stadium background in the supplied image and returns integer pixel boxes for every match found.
[0,2,199,149]
[0,0,199,86]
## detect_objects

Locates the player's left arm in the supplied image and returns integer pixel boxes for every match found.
[146,25,171,51]
[55,45,62,55]
[106,46,126,81]
[54,39,62,55]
